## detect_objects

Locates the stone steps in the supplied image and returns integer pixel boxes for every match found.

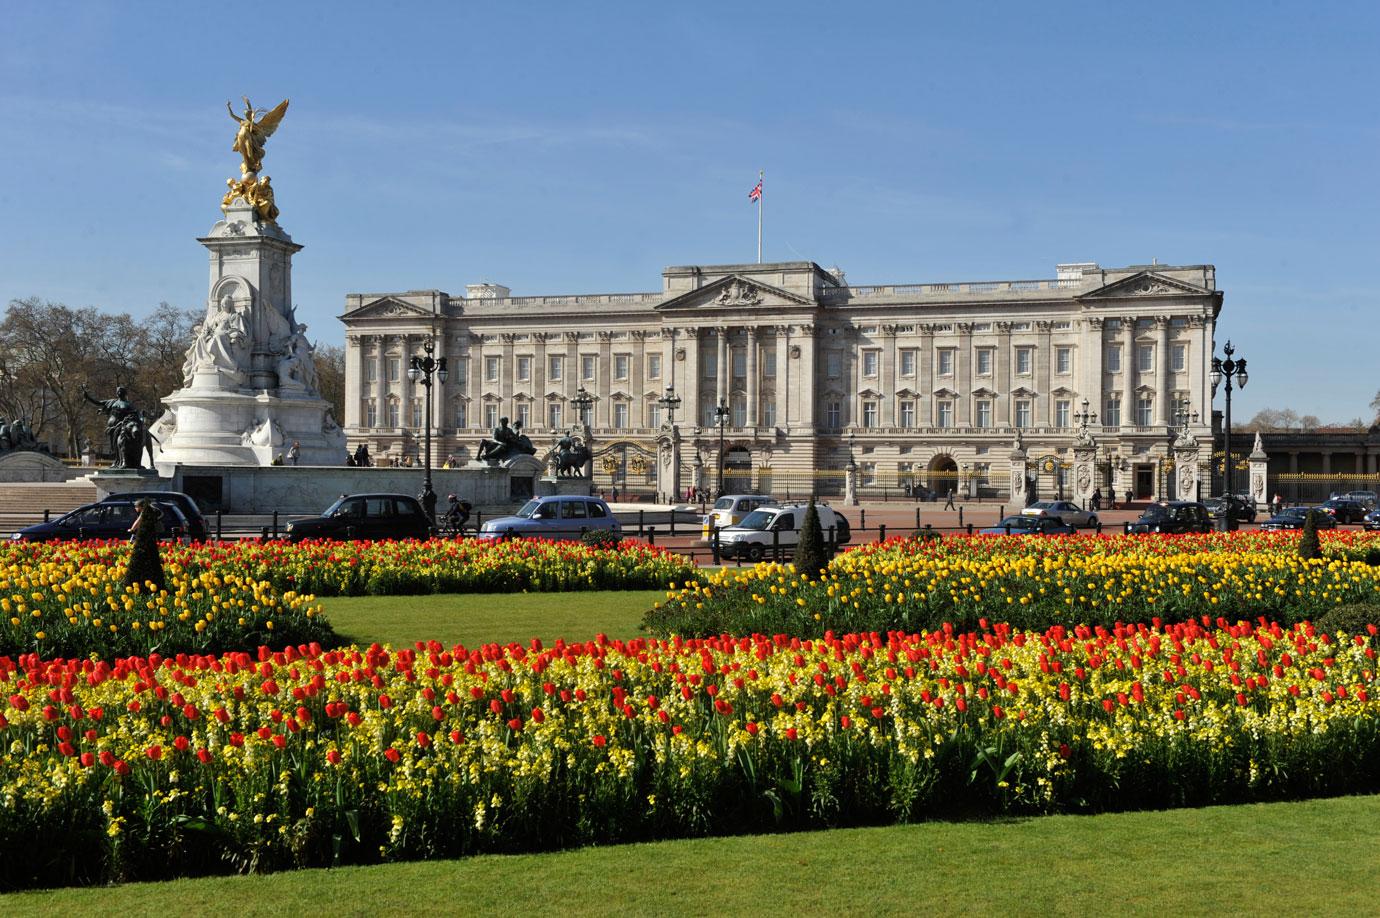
[0,482,99,515]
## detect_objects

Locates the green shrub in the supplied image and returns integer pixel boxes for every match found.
[1314,603,1380,639]
[795,500,827,578]
[1298,511,1322,561]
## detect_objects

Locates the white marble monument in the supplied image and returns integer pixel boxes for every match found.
[152,99,346,470]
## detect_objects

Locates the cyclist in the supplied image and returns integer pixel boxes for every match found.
[442,494,471,535]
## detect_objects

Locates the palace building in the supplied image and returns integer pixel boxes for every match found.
[340,259,1222,501]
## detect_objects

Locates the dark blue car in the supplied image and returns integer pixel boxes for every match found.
[11,499,190,543]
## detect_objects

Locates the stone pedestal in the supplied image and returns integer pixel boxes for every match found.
[657,426,682,504]
[1248,433,1269,511]
[1072,445,1097,508]
[1174,444,1202,502]
[844,462,858,506]
[1008,439,1030,507]
[155,201,346,469]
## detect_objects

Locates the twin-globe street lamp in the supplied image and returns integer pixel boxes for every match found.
[713,400,731,498]
[406,339,447,522]
[1209,341,1248,531]
[655,385,682,502]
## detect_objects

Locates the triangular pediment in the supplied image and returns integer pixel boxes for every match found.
[971,386,998,398]
[656,274,816,311]
[933,387,959,398]
[346,296,434,319]
[1078,271,1209,301]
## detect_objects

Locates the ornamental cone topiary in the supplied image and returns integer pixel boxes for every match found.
[1298,508,1321,562]
[124,500,166,592]
[795,498,827,578]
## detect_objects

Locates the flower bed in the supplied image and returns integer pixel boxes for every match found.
[162,538,697,597]
[3,619,1380,887]
[645,533,1380,638]
[0,546,332,659]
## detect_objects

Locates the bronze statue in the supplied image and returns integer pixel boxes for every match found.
[475,416,535,464]
[552,432,591,477]
[227,97,289,176]
[82,386,150,470]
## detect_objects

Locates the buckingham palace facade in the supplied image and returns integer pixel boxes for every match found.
[340,259,1222,501]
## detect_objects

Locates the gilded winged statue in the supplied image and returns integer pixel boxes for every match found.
[227,97,290,175]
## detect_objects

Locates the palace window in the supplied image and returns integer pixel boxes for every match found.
[936,399,954,428]
[387,358,401,383]
[762,400,776,427]
[516,404,530,429]
[387,400,400,428]
[485,356,500,382]
[484,404,498,430]
[1171,344,1186,372]
[365,400,377,428]
[647,354,662,380]
[454,401,467,428]
[1056,346,1072,375]
[703,404,717,427]
[825,400,842,428]
[648,404,661,428]
[410,400,423,429]
[1137,344,1154,373]
[1015,347,1033,376]
[1055,399,1071,428]
[612,354,629,380]
[826,352,842,378]
[365,361,377,383]
[1014,399,1032,428]
[975,399,992,428]
[862,351,879,378]
[1106,346,1122,373]
[613,402,628,429]
[1105,396,1121,427]
[548,355,563,381]
[732,350,747,379]
[862,400,879,428]
[899,400,916,428]
[516,356,532,382]
[899,349,916,377]
[976,348,993,376]
[547,402,562,429]
[581,355,597,381]
[451,358,467,392]
[1136,396,1153,426]
[937,349,955,376]
[731,396,747,428]
[763,351,776,377]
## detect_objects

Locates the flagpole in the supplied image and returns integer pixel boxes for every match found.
[756,170,763,264]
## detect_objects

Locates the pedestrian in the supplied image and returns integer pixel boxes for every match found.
[287,440,300,466]
[611,486,620,503]
[1124,488,1132,507]
[943,488,956,511]
[1272,492,1284,515]
[1090,488,1102,512]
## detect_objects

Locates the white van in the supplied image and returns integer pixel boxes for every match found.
[716,502,851,561]
[702,494,777,540]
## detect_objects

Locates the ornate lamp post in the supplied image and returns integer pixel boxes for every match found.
[406,339,447,523]
[572,385,595,480]
[713,400,730,497]
[656,384,682,428]
[1210,341,1248,531]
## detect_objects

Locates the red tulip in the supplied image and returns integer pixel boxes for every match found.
[592,734,607,747]
[80,752,95,768]
[113,759,131,776]
[196,748,213,764]
[173,735,190,752]
[146,745,163,760]
[384,747,401,763]
[745,722,759,736]
[326,748,342,765]
[785,727,799,741]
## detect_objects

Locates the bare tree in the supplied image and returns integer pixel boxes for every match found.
[313,342,346,422]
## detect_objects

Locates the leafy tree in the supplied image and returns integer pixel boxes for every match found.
[1298,509,1321,561]
[795,500,827,578]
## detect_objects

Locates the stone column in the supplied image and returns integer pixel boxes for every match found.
[746,326,759,428]
[1009,438,1030,506]
[1154,316,1171,426]
[918,325,934,428]
[534,333,548,429]
[682,328,700,428]
[775,325,790,429]
[631,331,646,426]
[956,323,973,426]
[880,325,897,425]
[1036,321,1053,426]
[1084,317,1104,424]
[1248,433,1269,511]
[564,331,579,412]
[996,322,1012,427]
[400,335,415,434]
[468,335,483,430]
[1072,441,1097,508]
[716,327,728,413]
[1122,316,1137,425]
[376,340,388,426]
[597,331,613,429]
[797,325,817,431]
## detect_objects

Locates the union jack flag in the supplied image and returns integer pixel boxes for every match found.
[748,178,762,202]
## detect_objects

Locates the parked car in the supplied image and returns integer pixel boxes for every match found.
[12,499,190,543]
[1021,500,1099,529]
[1363,508,1380,532]
[284,493,431,542]
[1127,501,1213,534]
[979,515,1078,536]
[476,495,620,541]
[702,494,777,540]
[1203,494,1257,524]
[1318,499,1368,524]
[1259,507,1337,532]
[100,490,210,541]
[715,502,851,561]
[1341,490,1378,509]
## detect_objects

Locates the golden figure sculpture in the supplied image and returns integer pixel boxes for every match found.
[226,96,290,176]
[246,175,279,223]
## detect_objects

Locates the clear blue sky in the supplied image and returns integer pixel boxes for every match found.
[2,1,1376,420]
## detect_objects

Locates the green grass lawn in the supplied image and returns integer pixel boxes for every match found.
[5,794,1376,916]
[320,590,663,648]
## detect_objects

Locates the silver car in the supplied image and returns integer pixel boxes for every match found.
[1021,499,1099,529]
[477,496,621,541]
